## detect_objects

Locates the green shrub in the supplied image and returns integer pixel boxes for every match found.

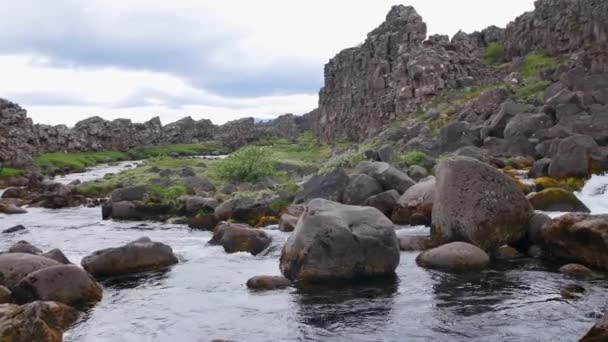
[269,198,290,214]
[0,166,24,178]
[484,43,505,65]
[77,182,117,198]
[519,52,560,79]
[146,184,188,204]
[215,146,275,182]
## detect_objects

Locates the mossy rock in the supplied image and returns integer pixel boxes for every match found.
[534,177,585,192]
[255,216,280,227]
[527,188,590,213]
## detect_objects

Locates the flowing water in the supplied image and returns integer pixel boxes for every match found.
[1,164,608,341]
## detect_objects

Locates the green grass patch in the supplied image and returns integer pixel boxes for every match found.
[77,182,118,198]
[129,143,227,159]
[146,184,188,204]
[0,166,24,178]
[519,52,561,79]
[35,151,129,172]
[514,79,551,102]
[484,43,505,65]
[398,151,434,170]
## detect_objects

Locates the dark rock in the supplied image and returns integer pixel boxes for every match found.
[376,144,393,163]
[527,188,590,212]
[528,158,552,178]
[246,276,291,291]
[541,213,608,270]
[504,113,554,139]
[416,242,490,272]
[214,197,268,224]
[363,190,400,218]
[279,214,298,233]
[526,212,552,245]
[407,165,428,182]
[0,253,60,288]
[548,135,599,179]
[13,265,103,306]
[581,311,608,341]
[432,156,533,251]
[107,185,148,204]
[208,223,271,255]
[482,136,536,158]
[439,121,480,152]
[181,196,218,215]
[280,199,399,281]
[0,301,79,342]
[482,102,535,139]
[398,235,434,251]
[183,176,216,193]
[391,177,435,225]
[2,225,26,234]
[220,183,237,195]
[8,241,42,255]
[81,237,178,278]
[356,161,415,194]
[180,167,196,177]
[0,285,10,304]
[294,170,349,204]
[342,174,383,205]
[187,214,219,231]
[559,263,597,280]
[495,245,524,260]
[41,249,71,265]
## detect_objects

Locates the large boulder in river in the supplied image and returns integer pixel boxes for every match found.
[342,174,383,205]
[13,265,102,306]
[81,237,178,278]
[280,199,399,281]
[391,177,435,225]
[416,242,490,272]
[541,213,608,270]
[355,161,415,194]
[527,188,590,212]
[363,190,400,218]
[294,170,349,204]
[431,156,533,251]
[0,253,60,288]
[246,276,291,291]
[207,222,271,255]
[0,301,79,342]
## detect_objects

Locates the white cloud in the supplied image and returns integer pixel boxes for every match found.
[0,0,536,126]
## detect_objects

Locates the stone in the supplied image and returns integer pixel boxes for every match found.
[181,196,219,215]
[581,311,608,341]
[107,185,148,204]
[528,158,552,178]
[180,167,196,177]
[483,101,535,139]
[12,265,103,306]
[187,214,219,230]
[416,242,490,272]
[376,144,393,163]
[559,263,597,280]
[407,165,428,182]
[0,301,79,342]
[220,183,237,195]
[391,177,435,225]
[183,176,216,193]
[363,190,400,218]
[41,249,71,265]
[439,121,480,152]
[1,203,27,214]
[294,170,349,204]
[527,188,590,212]
[279,214,298,233]
[207,223,271,255]
[431,157,533,251]
[246,276,291,291]
[541,213,608,270]
[81,237,178,278]
[526,212,552,245]
[495,245,523,260]
[280,199,400,281]
[2,225,26,234]
[0,253,60,288]
[560,284,586,299]
[0,286,11,304]
[356,161,415,194]
[548,135,599,179]
[214,197,268,224]
[342,174,383,205]
[504,113,554,139]
[8,241,42,255]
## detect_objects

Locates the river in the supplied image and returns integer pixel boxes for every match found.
[0,163,607,341]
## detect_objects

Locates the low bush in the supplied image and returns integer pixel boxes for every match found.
[215,146,275,183]
[483,43,505,65]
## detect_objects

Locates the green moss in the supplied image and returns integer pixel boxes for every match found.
[519,52,561,79]
[514,79,551,102]
[0,166,24,178]
[534,177,585,192]
[398,151,434,170]
[484,43,505,65]
[146,184,188,204]
[77,182,118,198]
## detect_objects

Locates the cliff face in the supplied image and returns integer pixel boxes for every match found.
[0,100,38,170]
[314,0,608,143]
[316,6,491,143]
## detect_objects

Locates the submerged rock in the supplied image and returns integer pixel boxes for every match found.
[208,223,271,255]
[431,156,533,251]
[246,276,291,291]
[0,301,79,342]
[581,311,608,341]
[280,199,399,281]
[81,237,178,278]
[559,263,598,280]
[2,225,26,234]
[416,242,490,272]
[13,265,102,306]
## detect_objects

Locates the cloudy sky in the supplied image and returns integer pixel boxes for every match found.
[0,0,535,126]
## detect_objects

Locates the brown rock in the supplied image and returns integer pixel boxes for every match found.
[246,276,291,291]
[208,223,271,255]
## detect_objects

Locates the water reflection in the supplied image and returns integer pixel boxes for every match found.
[100,268,172,290]
[295,276,398,335]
